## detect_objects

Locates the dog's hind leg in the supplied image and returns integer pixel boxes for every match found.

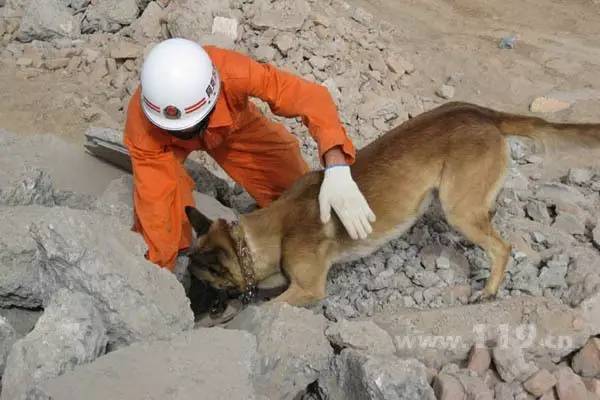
[438,132,512,299]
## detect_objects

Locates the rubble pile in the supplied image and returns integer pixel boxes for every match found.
[1,0,600,399]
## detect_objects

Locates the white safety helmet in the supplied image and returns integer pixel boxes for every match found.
[140,38,221,131]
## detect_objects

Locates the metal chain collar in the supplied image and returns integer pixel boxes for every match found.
[228,220,257,304]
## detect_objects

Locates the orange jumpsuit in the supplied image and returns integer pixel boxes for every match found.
[124,46,356,270]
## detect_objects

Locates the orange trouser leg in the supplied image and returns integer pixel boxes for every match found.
[208,119,309,207]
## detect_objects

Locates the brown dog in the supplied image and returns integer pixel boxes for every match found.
[186,102,600,306]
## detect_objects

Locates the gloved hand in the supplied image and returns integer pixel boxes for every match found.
[319,165,376,240]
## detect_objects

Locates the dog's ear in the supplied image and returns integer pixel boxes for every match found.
[185,206,213,236]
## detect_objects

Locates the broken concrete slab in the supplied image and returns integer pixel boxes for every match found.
[28,206,194,347]
[325,319,396,355]
[92,175,134,226]
[0,307,41,339]
[0,289,108,400]
[0,315,16,376]
[84,0,139,32]
[16,0,80,42]
[492,345,538,383]
[0,206,45,308]
[249,0,310,31]
[227,303,332,400]
[321,350,436,400]
[34,327,258,400]
[165,0,232,44]
[375,296,593,369]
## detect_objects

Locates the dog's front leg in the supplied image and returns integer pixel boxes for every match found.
[268,254,330,306]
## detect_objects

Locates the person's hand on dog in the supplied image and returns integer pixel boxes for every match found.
[319,164,376,240]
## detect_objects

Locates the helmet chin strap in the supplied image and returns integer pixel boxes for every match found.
[167,107,215,140]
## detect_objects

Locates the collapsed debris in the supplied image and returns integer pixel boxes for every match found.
[1,0,600,398]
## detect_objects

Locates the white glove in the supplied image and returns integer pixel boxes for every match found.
[319,165,376,240]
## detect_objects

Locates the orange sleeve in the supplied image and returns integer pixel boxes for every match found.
[244,55,356,165]
[123,90,194,270]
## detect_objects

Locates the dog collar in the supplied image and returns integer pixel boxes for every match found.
[227,220,257,304]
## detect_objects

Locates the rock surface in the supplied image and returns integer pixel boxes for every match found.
[228,303,332,400]
[0,289,107,400]
[34,328,258,400]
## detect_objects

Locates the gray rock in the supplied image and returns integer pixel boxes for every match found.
[1,0,31,18]
[16,0,80,42]
[379,296,590,369]
[492,345,538,383]
[0,289,108,400]
[92,175,133,226]
[228,303,332,400]
[0,206,45,308]
[84,0,139,32]
[526,200,551,224]
[566,168,593,185]
[552,213,585,235]
[436,84,455,99]
[166,0,232,43]
[322,350,436,400]
[35,328,258,400]
[27,206,193,347]
[325,319,396,355]
[249,0,310,31]
[538,256,568,289]
[0,315,17,376]
[535,182,588,207]
[128,1,164,41]
[0,167,55,206]
[0,308,41,338]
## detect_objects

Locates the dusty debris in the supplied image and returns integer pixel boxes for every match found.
[572,337,600,378]
[321,350,436,400]
[0,289,108,400]
[35,328,258,400]
[29,206,194,347]
[228,303,332,400]
[325,319,396,355]
[523,369,558,397]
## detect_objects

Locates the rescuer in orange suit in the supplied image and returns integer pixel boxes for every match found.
[124,38,376,275]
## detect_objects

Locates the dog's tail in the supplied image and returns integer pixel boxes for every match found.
[494,112,600,149]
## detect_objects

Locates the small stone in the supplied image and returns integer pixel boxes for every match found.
[106,58,117,75]
[16,57,33,67]
[582,378,600,397]
[252,45,276,63]
[552,213,585,236]
[109,40,142,60]
[273,32,295,56]
[467,345,492,375]
[436,256,451,270]
[531,231,547,244]
[386,53,415,74]
[530,96,571,113]
[436,84,455,99]
[567,168,593,185]
[325,319,396,355]
[211,16,238,41]
[526,200,551,224]
[539,389,558,400]
[456,373,494,400]
[433,373,467,400]
[523,369,557,397]
[492,346,538,383]
[572,338,600,378]
[555,366,588,400]
[309,55,328,71]
[351,7,373,25]
[44,57,70,70]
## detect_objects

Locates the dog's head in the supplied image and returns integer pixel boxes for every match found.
[185,206,246,293]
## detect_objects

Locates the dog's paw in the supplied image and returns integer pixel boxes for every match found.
[469,289,496,304]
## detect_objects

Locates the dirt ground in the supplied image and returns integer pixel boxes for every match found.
[2,0,600,144]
